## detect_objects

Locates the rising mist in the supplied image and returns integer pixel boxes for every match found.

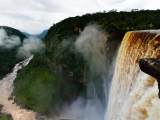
[17,36,45,59]
[0,29,21,49]
[0,28,45,59]
[59,25,120,120]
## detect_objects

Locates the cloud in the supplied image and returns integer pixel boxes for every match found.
[0,28,21,49]
[75,25,107,73]
[0,28,45,58]
[0,0,160,34]
[17,36,45,59]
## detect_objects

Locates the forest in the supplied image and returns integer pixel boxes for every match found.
[0,26,26,79]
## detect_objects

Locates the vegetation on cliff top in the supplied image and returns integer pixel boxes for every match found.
[14,53,85,114]
[45,9,160,41]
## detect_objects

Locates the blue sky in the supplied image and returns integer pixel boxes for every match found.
[0,0,159,34]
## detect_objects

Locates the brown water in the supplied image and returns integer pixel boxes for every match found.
[0,55,38,120]
[107,30,160,120]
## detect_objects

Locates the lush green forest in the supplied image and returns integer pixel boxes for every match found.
[13,9,160,115]
[0,113,12,120]
[14,53,85,114]
[0,104,12,120]
[0,26,26,79]
[45,9,160,42]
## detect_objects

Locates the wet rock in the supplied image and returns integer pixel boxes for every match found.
[139,58,160,98]
[139,58,160,79]
[36,114,45,120]
[8,96,13,101]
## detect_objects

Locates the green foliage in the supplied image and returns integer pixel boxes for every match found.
[13,54,85,114]
[0,26,26,42]
[0,26,27,79]
[0,48,16,79]
[45,33,85,81]
[73,68,83,80]
[44,9,160,43]
[0,113,12,120]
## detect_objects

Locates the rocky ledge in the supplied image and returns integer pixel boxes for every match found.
[139,58,160,98]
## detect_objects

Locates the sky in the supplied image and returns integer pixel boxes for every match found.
[0,0,159,34]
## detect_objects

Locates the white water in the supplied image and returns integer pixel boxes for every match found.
[0,55,38,120]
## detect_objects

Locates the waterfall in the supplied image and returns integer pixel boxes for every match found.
[107,30,160,120]
[0,55,38,120]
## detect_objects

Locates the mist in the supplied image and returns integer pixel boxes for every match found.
[17,36,45,59]
[58,25,120,120]
[0,28,45,59]
[75,25,107,73]
[0,28,21,49]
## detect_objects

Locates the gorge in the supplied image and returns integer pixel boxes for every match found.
[1,29,160,120]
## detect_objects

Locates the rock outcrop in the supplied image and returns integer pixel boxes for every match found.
[139,58,160,98]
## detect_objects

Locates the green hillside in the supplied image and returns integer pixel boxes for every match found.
[0,26,26,42]
[0,26,27,79]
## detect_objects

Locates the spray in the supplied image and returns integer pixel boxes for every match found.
[60,25,120,120]
[0,28,21,49]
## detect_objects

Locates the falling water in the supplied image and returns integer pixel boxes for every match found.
[0,55,38,120]
[107,30,160,120]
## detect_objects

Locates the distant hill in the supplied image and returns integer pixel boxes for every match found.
[22,29,48,40]
[35,29,48,39]
[22,32,31,38]
[0,26,26,42]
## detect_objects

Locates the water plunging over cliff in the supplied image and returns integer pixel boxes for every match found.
[0,55,38,120]
[107,30,160,120]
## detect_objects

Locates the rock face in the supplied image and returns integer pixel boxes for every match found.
[139,58,160,97]
[139,58,160,79]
